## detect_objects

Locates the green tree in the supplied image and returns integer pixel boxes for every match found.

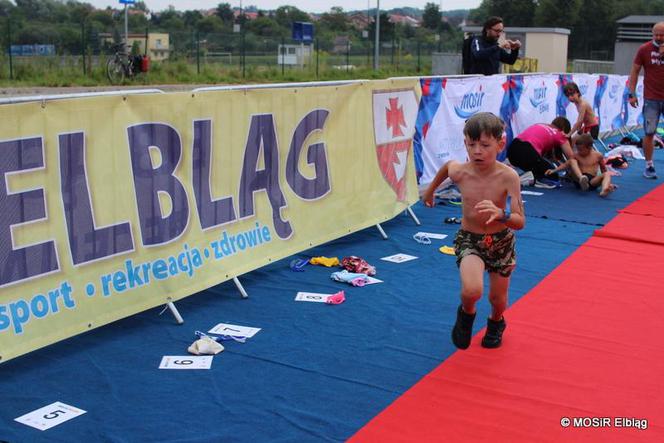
[368,12,394,42]
[152,7,185,31]
[422,2,442,30]
[216,3,234,24]
[68,2,93,23]
[571,0,615,59]
[274,5,309,29]
[534,0,581,28]
[468,0,491,24]
[247,16,284,37]
[0,0,14,17]
[89,9,114,27]
[319,7,348,32]
[468,0,536,27]
[197,15,224,34]
[127,11,148,30]
[183,10,202,29]
[133,1,148,13]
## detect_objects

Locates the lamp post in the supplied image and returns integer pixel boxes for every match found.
[374,0,380,70]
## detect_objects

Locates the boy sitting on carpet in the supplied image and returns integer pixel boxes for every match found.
[421,113,525,349]
[545,133,617,197]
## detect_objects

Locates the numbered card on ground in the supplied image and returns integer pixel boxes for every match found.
[295,292,330,303]
[414,232,448,240]
[15,402,86,431]
[208,323,261,338]
[381,253,418,263]
[159,356,213,370]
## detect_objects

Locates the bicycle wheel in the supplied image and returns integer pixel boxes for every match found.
[107,56,126,85]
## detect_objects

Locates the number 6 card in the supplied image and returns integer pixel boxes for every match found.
[15,402,86,431]
[159,355,213,370]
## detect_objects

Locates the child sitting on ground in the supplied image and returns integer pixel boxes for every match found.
[545,133,617,197]
[422,113,525,350]
[563,82,600,139]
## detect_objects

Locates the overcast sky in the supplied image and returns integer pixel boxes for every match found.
[84,1,482,14]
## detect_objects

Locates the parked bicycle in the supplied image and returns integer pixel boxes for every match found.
[106,43,149,85]
[106,43,134,84]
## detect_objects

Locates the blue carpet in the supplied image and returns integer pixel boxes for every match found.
[1,146,662,443]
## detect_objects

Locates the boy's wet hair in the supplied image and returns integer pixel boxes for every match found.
[563,82,581,96]
[551,116,571,134]
[463,112,505,141]
[575,133,594,148]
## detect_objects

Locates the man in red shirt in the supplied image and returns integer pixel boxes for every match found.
[628,22,664,179]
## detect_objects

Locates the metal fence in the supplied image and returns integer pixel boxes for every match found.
[1,25,456,82]
[571,59,615,74]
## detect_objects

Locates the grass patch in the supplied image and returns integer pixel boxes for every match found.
[0,54,430,87]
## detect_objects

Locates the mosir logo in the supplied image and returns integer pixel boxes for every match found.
[454,86,485,119]
[529,84,547,108]
[372,89,418,201]
[608,83,620,99]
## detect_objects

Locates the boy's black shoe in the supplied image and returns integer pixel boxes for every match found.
[481,317,506,348]
[452,305,476,349]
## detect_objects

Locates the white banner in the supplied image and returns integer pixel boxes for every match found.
[598,75,627,133]
[420,75,507,185]
[511,74,560,137]
[414,73,646,186]
[626,76,645,127]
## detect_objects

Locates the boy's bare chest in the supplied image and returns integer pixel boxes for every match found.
[577,154,598,169]
[459,178,505,205]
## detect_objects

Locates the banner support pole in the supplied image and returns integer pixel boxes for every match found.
[165,302,184,324]
[406,207,421,225]
[376,223,388,239]
[233,277,249,299]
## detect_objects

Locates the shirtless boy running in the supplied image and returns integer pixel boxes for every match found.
[422,113,525,349]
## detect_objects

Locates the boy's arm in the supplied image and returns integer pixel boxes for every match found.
[503,173,525,230]
[545,159,569,175]
[421,161,454,208]
[475,173,524,230]
[597,152,607,173]
[569,105,585,136]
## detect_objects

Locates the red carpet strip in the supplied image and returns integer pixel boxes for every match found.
[350,186,664,443]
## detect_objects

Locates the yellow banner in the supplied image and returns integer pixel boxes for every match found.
[0,79,420,363]
[503,57,539,74]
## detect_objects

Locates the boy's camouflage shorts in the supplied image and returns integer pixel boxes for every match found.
[453,228,516,277]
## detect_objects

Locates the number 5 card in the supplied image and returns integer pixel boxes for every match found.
[15,402,86,431]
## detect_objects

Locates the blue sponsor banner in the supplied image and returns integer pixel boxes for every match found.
[292,22,314,42]
[10,44,55,56]
[414,73,640,185]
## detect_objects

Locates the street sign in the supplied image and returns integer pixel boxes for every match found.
[119,0,136,4]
